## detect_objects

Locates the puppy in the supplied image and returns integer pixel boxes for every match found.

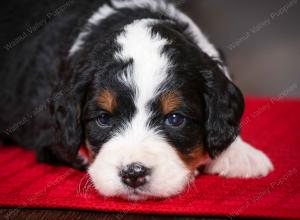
[0,0,273,200]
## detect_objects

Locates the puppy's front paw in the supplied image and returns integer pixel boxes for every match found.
[205,137,274,178]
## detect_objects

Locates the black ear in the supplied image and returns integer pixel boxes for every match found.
[201,68,245,158]
[37,60,89,170]
[52,85,84,166]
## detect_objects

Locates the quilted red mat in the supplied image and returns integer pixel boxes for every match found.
[0,97,300,219]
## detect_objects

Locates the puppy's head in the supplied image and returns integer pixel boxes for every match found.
[55,19,244,200]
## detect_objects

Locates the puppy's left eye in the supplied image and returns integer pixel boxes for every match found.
[96,112,112,127]
[165,113,185,127]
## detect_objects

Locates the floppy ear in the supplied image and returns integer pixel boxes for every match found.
[37,60,89,170]
[201,68,245,159]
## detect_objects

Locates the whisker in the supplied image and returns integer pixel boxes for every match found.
[77,174,90,195]
[83,177,93,195]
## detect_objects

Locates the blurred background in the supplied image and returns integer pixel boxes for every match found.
[182,0,300,97]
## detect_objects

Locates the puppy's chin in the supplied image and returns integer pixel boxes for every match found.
[121,192,148,201]
[119,189,167,201]
[87,137,192,200]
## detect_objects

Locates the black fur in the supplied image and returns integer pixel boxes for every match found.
[0,0,244,169]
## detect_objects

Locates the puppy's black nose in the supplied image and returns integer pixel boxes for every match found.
[120,163,150,188]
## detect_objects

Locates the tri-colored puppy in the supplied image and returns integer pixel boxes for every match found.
[0,0,273,200]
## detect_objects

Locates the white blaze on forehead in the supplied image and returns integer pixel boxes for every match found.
[115,19,171,139]
[112,0,220,59]
[112,0,230,78]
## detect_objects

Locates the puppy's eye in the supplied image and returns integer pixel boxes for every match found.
[96,112,111,127]
[165,113,185,127]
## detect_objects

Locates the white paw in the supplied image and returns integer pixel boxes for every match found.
[205,137,274,178]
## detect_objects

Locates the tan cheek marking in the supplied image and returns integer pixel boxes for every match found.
[97,89,117,113]
[160,91,181,114]
[177,146,209,171]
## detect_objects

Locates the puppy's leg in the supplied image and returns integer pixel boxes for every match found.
[205,136,274,178]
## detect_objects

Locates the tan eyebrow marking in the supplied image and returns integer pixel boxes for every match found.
[160,91,182,114]
[97,89,117,113]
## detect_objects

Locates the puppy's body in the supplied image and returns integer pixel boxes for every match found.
[0,0,273,200]
[0,0,102,150]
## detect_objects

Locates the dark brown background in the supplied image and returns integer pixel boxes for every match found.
[183,0,300,97]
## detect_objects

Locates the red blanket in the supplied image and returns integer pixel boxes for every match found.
[0,97,299,219]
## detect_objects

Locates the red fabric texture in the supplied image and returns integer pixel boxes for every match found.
[0,97,300,219]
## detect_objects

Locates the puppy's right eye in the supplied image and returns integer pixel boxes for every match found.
[96,112,112,127]
[165,113,185,127]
